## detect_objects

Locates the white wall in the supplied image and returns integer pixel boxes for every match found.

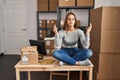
[0,3,3,53]
[60,9,89,26]
[95,0,120,8]
[0,14,1,53]
[27,0,37,40]
[38,13,57,20]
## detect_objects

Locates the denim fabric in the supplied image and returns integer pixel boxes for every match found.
[53,48,93,65]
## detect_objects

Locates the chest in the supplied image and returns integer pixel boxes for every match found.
[63,32,79,43]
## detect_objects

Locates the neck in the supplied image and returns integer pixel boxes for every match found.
[66,26,74,31]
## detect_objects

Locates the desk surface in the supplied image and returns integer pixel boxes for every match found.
[15,56,94,71]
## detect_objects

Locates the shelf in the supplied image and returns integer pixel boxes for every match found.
[39,28,53,30]
[58,6,94,9]
[37,11,57,13]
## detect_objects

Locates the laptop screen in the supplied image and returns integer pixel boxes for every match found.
[29,40,47,55]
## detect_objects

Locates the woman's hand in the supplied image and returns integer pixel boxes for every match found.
[53,25,58,35]
[86,23,92,35]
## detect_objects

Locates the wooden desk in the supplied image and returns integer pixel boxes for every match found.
[14,57,93,80]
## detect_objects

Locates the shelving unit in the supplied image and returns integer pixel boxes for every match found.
[36,0,94,55]
[37,0,95,39]
[36,11,57,55]
[36,11,57,40]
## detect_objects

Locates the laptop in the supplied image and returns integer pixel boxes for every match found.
[29,40,47,55]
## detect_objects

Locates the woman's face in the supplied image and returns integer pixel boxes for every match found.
[67,14,75,27]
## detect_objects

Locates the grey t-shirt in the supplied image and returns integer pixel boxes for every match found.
[54,29,90,50]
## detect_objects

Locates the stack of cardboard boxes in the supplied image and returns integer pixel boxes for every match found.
[21,46,38,64]
[39,19,57,29]
[49,0,59,11]
[45,40,55,55]
[59,0,94,7]
[47,20,57,28]
[46,20,56,37]
[90,6,120,80]
[37,0,58,12]
[38,0,94,10]
[37,0,48,11]
[39,19,57,38]
[39,20,47,38]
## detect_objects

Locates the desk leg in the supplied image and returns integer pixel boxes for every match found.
[80,71,82,80]
[28,71,31,80]
[67,71,70,80]
[50,71,52,80]
[89,67,93,80]
[16,68,20,80]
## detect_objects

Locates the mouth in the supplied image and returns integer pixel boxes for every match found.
[69,23,73,24]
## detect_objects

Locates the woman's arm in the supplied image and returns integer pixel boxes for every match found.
[79,30,90,49]
[53,25,63,50]
[79,23,92,49]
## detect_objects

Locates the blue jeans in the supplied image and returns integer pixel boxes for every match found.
[53,48,93,65]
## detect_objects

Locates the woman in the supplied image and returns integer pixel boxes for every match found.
[53,12,92,65]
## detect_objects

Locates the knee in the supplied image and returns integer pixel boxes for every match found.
[52,50,59,58]
[85,49,93,58]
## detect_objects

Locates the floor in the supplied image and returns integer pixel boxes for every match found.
[0,55,21,80]
[0,54,88,80]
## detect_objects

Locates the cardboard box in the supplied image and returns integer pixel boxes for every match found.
[90,7,120,53]
[39,20,47,24]
[47,24,54,28]
[27,52,38,64]
[49,0,59,11]
[94,71,120,80]
[49,0,58,3]
[21,52,38,64]
[100,31,120,53]
[21,46,37,52]
[46,48,55,55]
[91,53,120,73]
[47,20,57,28]
[90,7,120,31]
[47,20,57,24]
[116,31,120,52]
[39,20,47,28]
[45,40,54,48]
[59,0,75,7]
[90,30,120,53]
[39,30,46,38]
[90,29,101,53]
[39,23,46,28]
[77,0,94,7]
[99,53,120,74]
[37,2,48,11]
[37,0,48,3]
[21,46,38,64]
